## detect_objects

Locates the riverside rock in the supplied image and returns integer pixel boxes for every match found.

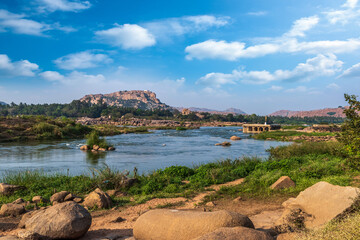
[50,191,69,204]
[277,181,360,228]
[215,141,231,146]
[80,145,90,150]
[0,203,26,217]
[133,209,254,240]
[230,136,242,141]
[270,176,295,190]
[83,188,112,209]
[32,196,44,204]
[0,183,22,195]
[23,201,91,239]
[194,227,273,240]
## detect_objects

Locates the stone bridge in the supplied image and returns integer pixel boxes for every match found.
[242,124,281,133]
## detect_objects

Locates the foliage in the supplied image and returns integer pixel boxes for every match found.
[253,131,335,141]
[339,94,360,168]
[86,131,110,148]
[176,127,187,131]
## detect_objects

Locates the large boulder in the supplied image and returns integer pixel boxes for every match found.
[83,188,112,209]
[194,227,273,240]
[133,209,254,240]
[230,136,242,141]
[0,183,22,195]
[50,191,69,204]
[277,181,360,228]
[22,201,91,239]
[0,203,26,217]
[270,176,295,190]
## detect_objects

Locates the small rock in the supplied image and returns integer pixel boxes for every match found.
[230,136,241,141]
[112,216,125,223]
[215,141,231,147]
[80,145,90,151]
[12,198,25,205]
[73,197,83,203]
[50,191,69,204]
[83,188,112,209]
[108,147,115,151]
[106,190,118,197]
[0,183,22,195]
[270,176,295,190]
[64,193,76,202]
[0,203,26,217]
[233,196,242,202]
[92,145,100,151]
[206,201,216,207]
[32,196,44,204]
[98,148,107,151]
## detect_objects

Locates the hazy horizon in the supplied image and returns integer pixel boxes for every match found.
[1,0,359,115]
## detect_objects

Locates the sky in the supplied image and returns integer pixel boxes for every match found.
[0,0,360,115]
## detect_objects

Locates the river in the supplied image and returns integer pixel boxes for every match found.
[0,127,291,176]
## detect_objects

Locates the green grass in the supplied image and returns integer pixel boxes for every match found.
[252,130,336,141]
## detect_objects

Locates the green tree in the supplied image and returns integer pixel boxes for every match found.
[340,94,360,168]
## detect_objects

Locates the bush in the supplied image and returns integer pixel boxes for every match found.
[86,131,110,148]
[176,127,187,131]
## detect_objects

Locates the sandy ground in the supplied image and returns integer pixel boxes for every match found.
[0,178,287,240]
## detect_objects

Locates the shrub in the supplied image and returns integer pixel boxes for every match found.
[176,127,187,131]
[86,131,109,148]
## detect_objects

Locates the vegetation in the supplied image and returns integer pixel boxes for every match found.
[86,131,110,148]
[252,130,336,142]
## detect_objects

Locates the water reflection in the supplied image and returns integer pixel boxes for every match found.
[85,151,107,165]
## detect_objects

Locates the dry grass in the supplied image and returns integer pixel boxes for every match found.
[297,212,360,240]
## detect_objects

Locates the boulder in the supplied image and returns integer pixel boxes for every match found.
[133,209,254,240]
[23,201,91,239]
[230,136,242,141]
[32,196,44,204]
[215,141,231,146]
[98,147,107,151]
[73,197,83,203]
[0,183,22,195]
[270,176,295,190]
[50,191,69,204]
[277,181,360,228]
[92,145,100,151]
[194,227,273,240]
[0,203,26,217]
[83,188,112,209]
[0,236,19,240]
[16,230,40,240]
[12,198,25,205]
[108,147,115,151]
[64,193,76,202]
[80,145,90,151]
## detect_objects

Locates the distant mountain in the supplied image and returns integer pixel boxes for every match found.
[0,101,7,106]
[176,107,246,115]
[269,107,346,118]
[79,90,172,110]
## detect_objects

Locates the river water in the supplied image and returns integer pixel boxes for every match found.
[0,127,291,176]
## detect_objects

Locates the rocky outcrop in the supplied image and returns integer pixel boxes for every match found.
[270,176,295,190]
[194,227,273,240]
[269,107,346,118]
[22,201,91,239]
[276,181,360,229]
[0,203,26,217]
[133,209,254,240]
[80,90,172,110]
[83,188,112,209]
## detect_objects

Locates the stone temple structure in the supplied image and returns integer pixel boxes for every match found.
[242,123,281,133]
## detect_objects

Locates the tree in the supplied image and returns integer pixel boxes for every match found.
[340,94,360,168]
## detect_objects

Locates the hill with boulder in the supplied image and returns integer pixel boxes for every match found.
[269,107,346,118]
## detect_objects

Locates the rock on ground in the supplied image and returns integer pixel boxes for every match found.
[270,176,295,190]
[0,203,26,217]
[50,191,69,204]
[83,188,112,209]
[133,209,254,240]
[0,183,22,195]
[193,227,273,240]
[230,136,241,140]
[277,181,360,228]
[23,201,91,239]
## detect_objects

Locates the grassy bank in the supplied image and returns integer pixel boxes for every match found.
[0,116,150,143]
[252,130,336,142]
[1,141,358,207]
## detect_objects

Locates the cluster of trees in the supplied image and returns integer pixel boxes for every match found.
[0,100,345,125]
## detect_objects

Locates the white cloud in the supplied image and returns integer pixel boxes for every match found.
[0,54,39,77]
[144,15,229,41]
[247,11,268,16]
[285,86,308,93]
[95,24,156,50]
[54,51,113,70]
[327,83,340,89]
[269,85,283,91]
[284,16,319,38]
[36,0,91,13]
[197,54,343,87]
[40,70,105,85]
[324,0,360,24]
[339,62,360,78]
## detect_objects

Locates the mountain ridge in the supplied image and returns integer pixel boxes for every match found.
[269,107,346,118]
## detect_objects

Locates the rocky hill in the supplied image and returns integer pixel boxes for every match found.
[79,90,172,110]
[0,101,7,105]
[269,107,346,118]
[176,107,246,115]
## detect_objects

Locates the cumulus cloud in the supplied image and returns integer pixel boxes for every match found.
[0,54,39,77]
[40,70,105,85]
[339,62,360,78]
[95,24,156,50]
[36,0,91,13]
[284,16,319,38]
[144,15,229,40]
[197,54,343,87]
[324,0,360,24]
[54,51,113,70]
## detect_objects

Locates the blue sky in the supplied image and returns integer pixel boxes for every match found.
[0,0,360,114]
